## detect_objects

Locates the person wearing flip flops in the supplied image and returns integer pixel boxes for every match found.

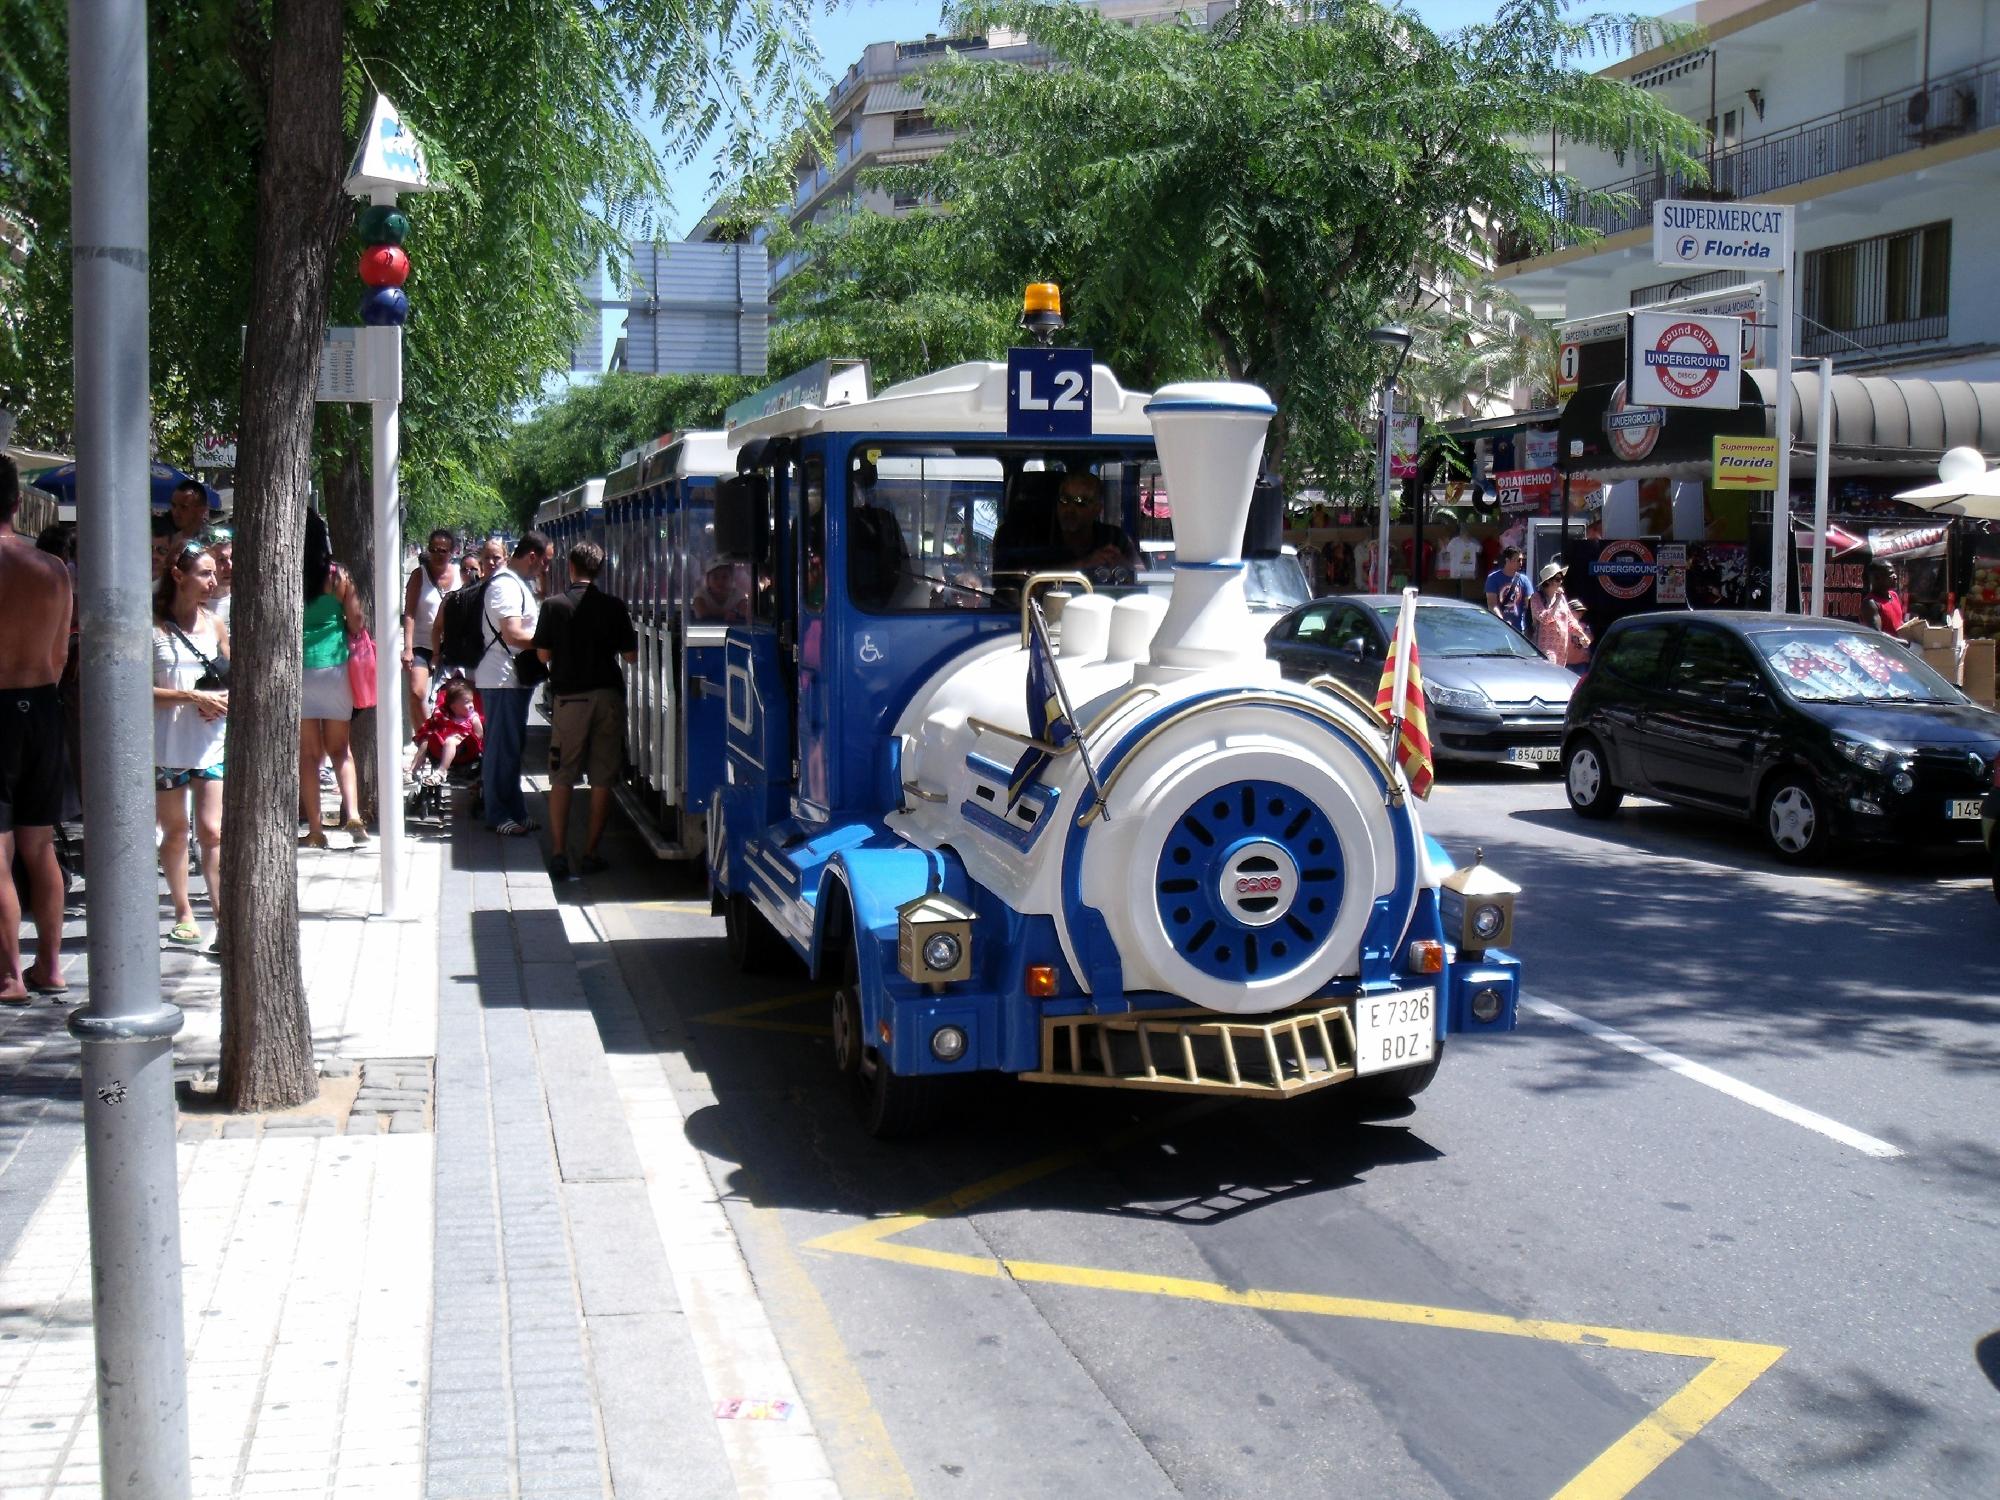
[152,539,230,953]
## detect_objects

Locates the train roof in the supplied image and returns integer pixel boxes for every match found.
[728,360,1156,443]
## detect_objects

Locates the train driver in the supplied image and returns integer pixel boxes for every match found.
[1051,470,1140,584]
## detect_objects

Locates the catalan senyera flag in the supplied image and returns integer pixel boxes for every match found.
[1374,593,1434,799]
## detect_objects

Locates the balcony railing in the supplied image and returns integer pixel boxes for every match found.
[1506,55,2000,260]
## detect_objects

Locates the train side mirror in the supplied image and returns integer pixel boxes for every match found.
[714,474,767,562]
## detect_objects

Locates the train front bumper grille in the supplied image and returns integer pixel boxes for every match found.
[1020,999,1359,1098]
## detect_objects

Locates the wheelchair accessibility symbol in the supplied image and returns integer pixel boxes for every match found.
[857,635,884,665]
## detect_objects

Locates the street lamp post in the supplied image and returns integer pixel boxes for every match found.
[67,0,193,1490]
[1368,324,1414,592]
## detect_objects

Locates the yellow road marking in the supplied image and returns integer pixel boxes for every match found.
[806,1122,1784,1500]
[695,991,835,1037]
[631,899,715,913]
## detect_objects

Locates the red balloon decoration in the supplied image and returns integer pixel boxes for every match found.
[359,244,410,288]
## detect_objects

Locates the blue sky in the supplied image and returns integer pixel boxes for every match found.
[652,0,1512,237]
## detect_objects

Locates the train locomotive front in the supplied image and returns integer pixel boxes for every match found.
[706,363,1523,1134]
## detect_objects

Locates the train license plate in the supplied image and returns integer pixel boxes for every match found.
[1947,798,1983,820]
[1508,745,1560,764]
[1353,989,1437,1077]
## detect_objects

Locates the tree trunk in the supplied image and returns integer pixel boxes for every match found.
[217,0,348,1113]
[323,423,377,823]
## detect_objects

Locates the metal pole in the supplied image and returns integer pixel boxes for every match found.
[1811,355,1833,616]
[66,1,193,1493]
[370,323,406,916]
[1376,380,1394,591]
[1769,262,1795,613]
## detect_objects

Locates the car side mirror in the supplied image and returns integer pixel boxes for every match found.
[1341,636,1368,658]
[1718,677,1765,708]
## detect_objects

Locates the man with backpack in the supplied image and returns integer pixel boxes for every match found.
[469,532,549,836]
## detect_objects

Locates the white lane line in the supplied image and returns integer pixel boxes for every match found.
[1523,995,1905,1160]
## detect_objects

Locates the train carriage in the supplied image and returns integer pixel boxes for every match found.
[699,331,1525,1136]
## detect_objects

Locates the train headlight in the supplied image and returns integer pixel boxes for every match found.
[897,893,973,985]
[930,1025,968,1063]
[1470,987,1505,1023]
[922,932,962,973]
[1439,852,1519,954]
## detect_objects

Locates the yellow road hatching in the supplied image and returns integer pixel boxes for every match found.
[699,995,1787,1498]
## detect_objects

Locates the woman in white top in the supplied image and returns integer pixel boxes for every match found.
[152,541,230,949]
[402,527,460,731]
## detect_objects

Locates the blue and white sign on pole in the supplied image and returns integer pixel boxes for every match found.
[1656,198,1798,614]
[1007,347,1094,438]
[1652,199,1794,272]
[1626,309,1744,412]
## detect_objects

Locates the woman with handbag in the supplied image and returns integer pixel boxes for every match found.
[152,540,230,949]
[299,510,368,848]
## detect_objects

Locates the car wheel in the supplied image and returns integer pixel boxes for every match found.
[1761,773,1831,864]
[1563,736,1624,819]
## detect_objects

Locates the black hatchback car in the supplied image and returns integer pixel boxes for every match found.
[1562,611,2000,862]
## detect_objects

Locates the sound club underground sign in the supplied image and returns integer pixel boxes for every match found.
[1627,309,1743,413]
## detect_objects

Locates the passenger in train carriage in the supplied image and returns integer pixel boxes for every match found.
[690,560,752,623]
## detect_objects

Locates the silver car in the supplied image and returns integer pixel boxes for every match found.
[1267,594,1579,769]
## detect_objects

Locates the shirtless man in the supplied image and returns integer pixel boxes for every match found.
[0,457,75,1001]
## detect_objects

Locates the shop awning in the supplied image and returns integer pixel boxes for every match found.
[862,83,927,115]
[1751,369,2000,468]
[1557,371,2000,481]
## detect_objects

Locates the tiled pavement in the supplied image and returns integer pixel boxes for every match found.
[0,785,810,1499]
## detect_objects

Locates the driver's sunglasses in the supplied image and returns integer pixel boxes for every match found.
[1059,492,1096,507]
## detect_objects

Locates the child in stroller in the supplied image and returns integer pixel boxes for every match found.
[406,678,483,821]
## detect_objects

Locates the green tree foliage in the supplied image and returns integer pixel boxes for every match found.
[765,210,1019,388]
[0,0,822,534]
[902,0,1704,493]
[493,373,760,522]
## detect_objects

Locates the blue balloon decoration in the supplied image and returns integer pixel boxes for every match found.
[360,286,409,326]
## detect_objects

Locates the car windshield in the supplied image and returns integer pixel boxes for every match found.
[1375,604,1543,660]
[1755,629,1964,704]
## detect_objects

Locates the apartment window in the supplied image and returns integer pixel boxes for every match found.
[1703,108,1740,150]
[1846,34,1915,108]
[892,111,939,138]
[1802,221,1950,354]
[891,188,924,210]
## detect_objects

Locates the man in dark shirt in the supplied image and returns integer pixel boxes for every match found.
[533,541,638,879]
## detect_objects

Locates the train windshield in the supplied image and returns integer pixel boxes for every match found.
[848,445,1164,613]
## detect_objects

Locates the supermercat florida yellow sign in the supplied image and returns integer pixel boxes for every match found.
[1712,435,1779,490]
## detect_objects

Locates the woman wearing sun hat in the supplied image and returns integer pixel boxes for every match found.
[1529,559,1591,672]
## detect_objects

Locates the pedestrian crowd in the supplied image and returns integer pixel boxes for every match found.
[3,448,663,1002]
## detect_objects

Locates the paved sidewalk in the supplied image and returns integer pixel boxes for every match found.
[0,785,826,1498]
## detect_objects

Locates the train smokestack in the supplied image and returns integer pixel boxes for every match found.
[1137,381,1279,682]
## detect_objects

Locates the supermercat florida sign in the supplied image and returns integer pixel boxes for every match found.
[1653,199,1794,273]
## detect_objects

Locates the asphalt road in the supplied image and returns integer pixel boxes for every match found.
[575,767,2000,1500]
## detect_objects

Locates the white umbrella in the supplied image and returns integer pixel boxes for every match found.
[1896,445,2000,517]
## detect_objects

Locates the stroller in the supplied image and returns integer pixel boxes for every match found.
[405,672,484,825]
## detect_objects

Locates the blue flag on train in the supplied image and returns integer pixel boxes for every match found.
[1007,603,1073,808]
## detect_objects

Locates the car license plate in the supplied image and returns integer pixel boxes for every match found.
[1508,745,1560,764]
[1947,798,1983,820]
[1353,989,1437,1077]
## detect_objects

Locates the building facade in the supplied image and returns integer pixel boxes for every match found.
[1498,0,2000,381]
[692,1,1227,291]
